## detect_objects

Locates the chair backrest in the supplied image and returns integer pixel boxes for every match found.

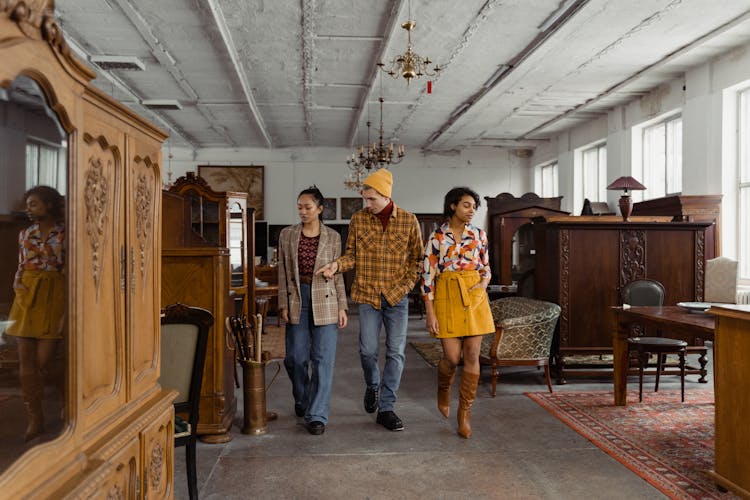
[621,279,665,306]
[487,297,561,360]
[160,303,213,419]
[705,256,739,303]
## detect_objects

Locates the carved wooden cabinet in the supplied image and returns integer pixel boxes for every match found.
[533,216,711,382]
[162,174,258,443]
[0,2,174,498]
[484,193,567,285]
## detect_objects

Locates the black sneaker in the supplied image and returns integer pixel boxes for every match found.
[305,421,325,435]
[294,403,305,418]
[376,411,404,431]
[364,387,379,413]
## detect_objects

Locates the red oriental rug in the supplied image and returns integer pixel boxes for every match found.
[526,390,737,500]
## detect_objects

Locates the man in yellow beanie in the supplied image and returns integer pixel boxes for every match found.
[317,168,422,431]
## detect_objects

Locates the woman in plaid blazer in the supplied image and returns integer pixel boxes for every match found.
[277,186,348,435]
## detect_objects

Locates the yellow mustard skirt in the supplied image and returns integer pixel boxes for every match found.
[6,270,65,340]
[433,270,494,338]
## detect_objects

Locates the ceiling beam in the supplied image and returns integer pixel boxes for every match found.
[301,0,316,145]
[420,0,590,150]
[206,0,273,148]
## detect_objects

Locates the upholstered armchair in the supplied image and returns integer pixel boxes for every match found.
[705,256,739,303]
[480,297,561,395]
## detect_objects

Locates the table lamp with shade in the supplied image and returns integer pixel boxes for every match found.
[606,176,646,221]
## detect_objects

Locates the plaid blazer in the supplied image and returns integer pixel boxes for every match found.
[277,224,347,326]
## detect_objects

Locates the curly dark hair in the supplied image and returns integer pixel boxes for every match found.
[443,186,480,218]
[24,185,65,220]
[298,185,325,221]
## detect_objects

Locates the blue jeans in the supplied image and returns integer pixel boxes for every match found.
[358,295,409,412]
[284,284,338,424]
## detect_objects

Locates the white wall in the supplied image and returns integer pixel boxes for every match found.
[531,40,750,260]
[163,146,531,230]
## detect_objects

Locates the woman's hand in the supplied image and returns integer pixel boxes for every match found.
[469,277,490,293]
[425,310,439,337]
[12,278,27,292]
[338,310,348,329]
[279,308,289,325]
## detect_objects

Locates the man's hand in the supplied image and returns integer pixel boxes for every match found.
[315,261,339,279]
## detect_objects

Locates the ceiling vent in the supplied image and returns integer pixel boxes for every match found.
[142,99,183,111]
[90,55,145,71]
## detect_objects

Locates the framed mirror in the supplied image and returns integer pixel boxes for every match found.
[228,201,245,287]
[0,74,68,474]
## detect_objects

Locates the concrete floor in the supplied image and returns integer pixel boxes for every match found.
[174,315,715,500]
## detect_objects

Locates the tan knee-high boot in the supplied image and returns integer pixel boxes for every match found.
[457,370,479,439]
[437,359,456,418]
[20,370,44,442]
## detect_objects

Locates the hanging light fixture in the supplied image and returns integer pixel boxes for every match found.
[377,0,440,86]
[344,79,405,190]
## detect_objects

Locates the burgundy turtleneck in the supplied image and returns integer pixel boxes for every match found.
[374,200,394,230]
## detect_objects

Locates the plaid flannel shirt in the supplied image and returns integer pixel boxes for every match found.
[336,204,423,309]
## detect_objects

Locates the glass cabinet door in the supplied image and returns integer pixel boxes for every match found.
[228,201,245,287]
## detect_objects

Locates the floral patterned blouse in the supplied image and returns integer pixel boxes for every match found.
[421,222,490,300]
[14,221,65,282]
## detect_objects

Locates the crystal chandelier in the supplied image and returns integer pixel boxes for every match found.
[377,0,440,86]
[344,95,404,190]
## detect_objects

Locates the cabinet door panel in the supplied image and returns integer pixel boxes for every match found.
[78,120,127,425]
[127,138,161,397]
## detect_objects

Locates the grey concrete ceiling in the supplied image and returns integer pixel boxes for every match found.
[55,0,750,152]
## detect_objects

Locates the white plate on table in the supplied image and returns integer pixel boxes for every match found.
[676,302,713,313]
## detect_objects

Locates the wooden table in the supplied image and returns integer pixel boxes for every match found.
[706,304,750,497]
[611,306,714,406]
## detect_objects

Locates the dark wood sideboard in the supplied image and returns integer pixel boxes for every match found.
[533,215,712,383]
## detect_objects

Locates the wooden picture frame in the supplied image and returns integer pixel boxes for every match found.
[322,198,337,221]
[341,197,363,220]
[198,165,264,219]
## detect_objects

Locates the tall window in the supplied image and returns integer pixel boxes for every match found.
[739,89,750,280]
[539,162,558,197]
[581,143,606,201]
[642,115,682,199]
[26,139,66,194]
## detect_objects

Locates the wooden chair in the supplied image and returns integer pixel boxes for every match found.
[621,279,690,400]
[160,303,213,500]
[480,297,561,395]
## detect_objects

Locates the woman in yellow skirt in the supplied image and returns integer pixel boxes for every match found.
[6,186,65,441]
[422,187,494,438]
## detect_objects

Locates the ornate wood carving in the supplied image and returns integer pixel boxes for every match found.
[135,169,152,283]
[559,229,570,346]
[619,229,646,290]
[149,442,164,490]
[106,484,124,500]
[84,155,111,299]
[696,230,705,301]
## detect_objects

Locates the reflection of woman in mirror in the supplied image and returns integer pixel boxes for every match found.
[6,186,65,441]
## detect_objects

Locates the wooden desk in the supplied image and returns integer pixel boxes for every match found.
[706,304,750,497]
[612,306,714,406]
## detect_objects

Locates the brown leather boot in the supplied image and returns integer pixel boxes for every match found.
[20,371,44,442]
[457,370,480,439]
[437,359,456,418]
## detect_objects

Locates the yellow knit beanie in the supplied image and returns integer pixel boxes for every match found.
[363,168,393,198]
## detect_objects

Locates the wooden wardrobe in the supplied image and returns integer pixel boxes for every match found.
[0,2,174,498]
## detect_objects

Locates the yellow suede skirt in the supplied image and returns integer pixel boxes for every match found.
[6,270,65,340]
[433,270,494,338]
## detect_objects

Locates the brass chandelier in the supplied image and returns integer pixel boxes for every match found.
[345,94,404,190]
[377,0,440,85]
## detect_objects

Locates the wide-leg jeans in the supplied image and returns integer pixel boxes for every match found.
[284,283,338,424]
[358,294,409,412]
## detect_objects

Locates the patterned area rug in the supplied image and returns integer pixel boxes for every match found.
[261,323,285,360]
[410,341,441,367]
[526,390,734,499]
